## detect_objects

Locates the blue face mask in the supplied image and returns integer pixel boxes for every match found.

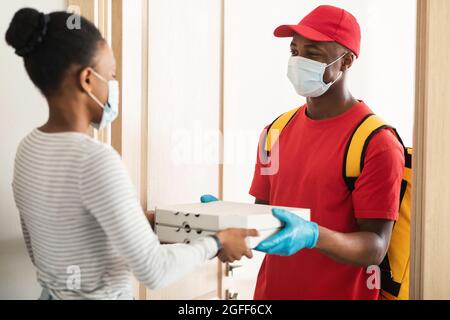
[87,69,120,130]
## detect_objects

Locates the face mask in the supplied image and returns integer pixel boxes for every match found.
[86,69,120,130]
[287,53,347,98]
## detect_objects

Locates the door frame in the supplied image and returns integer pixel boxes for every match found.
[411,0,450,300]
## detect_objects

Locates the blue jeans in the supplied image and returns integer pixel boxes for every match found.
[38,288,135,300]
[39,288,54,300]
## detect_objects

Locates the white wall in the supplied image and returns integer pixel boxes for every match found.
[223,0,417,202]
[147,0,222,207]
[121,0,144,193]
[0,0,66,299]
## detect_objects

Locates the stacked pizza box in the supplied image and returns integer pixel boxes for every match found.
[155,201,310,248]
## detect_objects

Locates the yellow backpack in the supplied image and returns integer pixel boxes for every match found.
[264,107,412,300]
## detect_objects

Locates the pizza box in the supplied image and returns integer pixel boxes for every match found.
[155,224,282,249]
[154,201,310,232]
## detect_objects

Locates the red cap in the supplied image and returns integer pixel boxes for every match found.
[274,5,361,57]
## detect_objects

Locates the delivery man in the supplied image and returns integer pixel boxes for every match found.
[202,5,405,300]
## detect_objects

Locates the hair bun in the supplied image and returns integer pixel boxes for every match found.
[5,8,51,57]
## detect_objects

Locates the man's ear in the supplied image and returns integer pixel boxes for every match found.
[342,53,355,71]
[79,67,94,93]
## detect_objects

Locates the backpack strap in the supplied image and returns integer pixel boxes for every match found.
[264,106,302,154]
[343,114,393,191]
[265,110,401,192]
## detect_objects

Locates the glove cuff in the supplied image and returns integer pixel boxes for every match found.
[307,222,320,249]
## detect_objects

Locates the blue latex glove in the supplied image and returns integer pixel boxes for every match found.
[255,208,319,256]
[200,194,219,203]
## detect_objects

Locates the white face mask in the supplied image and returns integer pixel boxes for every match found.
[86,69,120,130]
[287,53,347,98]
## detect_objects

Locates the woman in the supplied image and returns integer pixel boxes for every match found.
[5,8,257,300]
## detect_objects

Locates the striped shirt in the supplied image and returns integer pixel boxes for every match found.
[12,129,218,300]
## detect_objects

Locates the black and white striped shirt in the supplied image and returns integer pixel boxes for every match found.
[12,129,218,300]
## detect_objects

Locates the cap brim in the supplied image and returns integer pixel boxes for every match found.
[274,24,334,42]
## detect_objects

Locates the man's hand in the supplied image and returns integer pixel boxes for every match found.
[255,208,319,256]
[215,228,259,263]
[200,194,219,203]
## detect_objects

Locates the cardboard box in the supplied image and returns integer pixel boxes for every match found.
[155,225,283,249]
[155,201,310,248]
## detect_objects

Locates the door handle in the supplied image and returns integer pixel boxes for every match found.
[225,289,239,300]
[225,263,243,277]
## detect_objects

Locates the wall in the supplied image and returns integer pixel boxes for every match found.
[146,0,223,299]
[147,0,222,208]
[0,0,66,300]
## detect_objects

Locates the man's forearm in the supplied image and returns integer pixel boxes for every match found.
[315,226,387,267]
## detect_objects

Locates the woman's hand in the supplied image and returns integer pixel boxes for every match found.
[145,210,156,229]
[200,195,259,262]
[215,228,259,263]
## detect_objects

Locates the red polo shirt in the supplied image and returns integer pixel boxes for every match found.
[250,101,405,300]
